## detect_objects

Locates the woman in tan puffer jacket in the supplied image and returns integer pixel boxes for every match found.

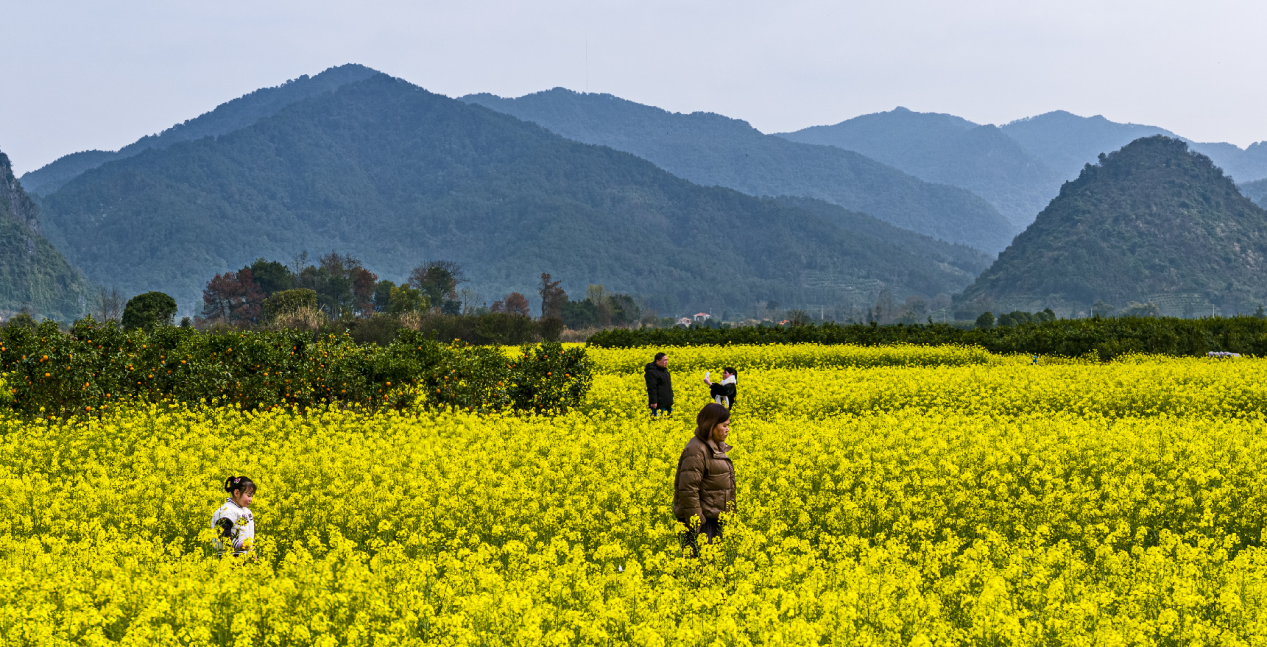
[673,403,735,553]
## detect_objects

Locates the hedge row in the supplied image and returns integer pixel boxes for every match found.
[588,316,1267,360]
[2,318,592,418]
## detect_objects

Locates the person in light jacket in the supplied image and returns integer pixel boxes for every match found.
[211,475,256,556]
[673,403,734,555]
[703,367,737,409]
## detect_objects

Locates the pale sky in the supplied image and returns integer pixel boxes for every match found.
[4,0,1266,175]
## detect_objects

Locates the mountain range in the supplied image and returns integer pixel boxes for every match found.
[20,65,379,197]
[28,72,989,317]
[778,107,1064,228]
[12,63,1267,321]
[960,136,1267,316]
[461,90,1017,253]
[781,108,1267,229]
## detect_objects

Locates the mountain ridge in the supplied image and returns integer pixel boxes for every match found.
[36,74,986,317]
[778,107,1065,228]
[462,89,1018,253]
[19,64,378,196]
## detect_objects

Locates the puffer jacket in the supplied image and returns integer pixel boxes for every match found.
[644,362,673,409]
[673,435,736,523]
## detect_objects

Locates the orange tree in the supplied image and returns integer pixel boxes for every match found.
[0,318,591,418]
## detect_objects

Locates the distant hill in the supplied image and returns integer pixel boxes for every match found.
[0,149,91,320]
[462,90,1017,253]
[19,64,378,196]
[960,136,1267,317]
[778,107,1065,228]
[1241,178,1267,209]
[36,74,986,317]
[1001,111,1267,185]
[1188,141,1267,185]
[999,111,1178,181]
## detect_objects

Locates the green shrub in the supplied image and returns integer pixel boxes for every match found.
[121,292,177,330]
[1,318,591,419]
[263,288,318,321]
[388,285,428,314]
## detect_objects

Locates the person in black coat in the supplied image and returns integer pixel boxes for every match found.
[704,367,737,409]
[645,352,673,417]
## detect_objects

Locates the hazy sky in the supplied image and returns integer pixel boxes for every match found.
[4,0,1266,175]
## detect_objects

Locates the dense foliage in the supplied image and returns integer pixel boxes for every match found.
[4,345,1267,642]
[588,315,1267,360]
[463,89,1016,253]
[122,291,178,330]
[0,319,591,418]
[962,136,1267,316]
[0,149,91,321]
[38,75,989,316]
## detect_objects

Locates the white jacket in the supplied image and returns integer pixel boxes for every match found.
[711,374,737,408]
[211,498,255,555]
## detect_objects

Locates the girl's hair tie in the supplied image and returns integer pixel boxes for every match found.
[224,476,256,496]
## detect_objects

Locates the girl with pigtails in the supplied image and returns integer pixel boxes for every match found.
[211,476,256,556]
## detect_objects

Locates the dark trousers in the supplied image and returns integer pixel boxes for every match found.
[679,518,722,557]
[651,405,673,418]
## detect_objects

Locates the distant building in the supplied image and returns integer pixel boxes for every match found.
[693,312,711,322]
[676,317,692,327]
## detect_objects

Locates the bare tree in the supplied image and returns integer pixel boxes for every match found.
[459,287,482,314]
[96,287,124,323]
[289,250,311,276]
[585,284,609,305]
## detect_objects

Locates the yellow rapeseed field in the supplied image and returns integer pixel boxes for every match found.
[3,343,1267,645]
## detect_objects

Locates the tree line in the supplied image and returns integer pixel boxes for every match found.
[73,251,645,345]
[588,316,1267,361]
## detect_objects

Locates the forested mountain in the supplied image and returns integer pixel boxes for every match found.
[1001,111,1267,185]
[778,107,1065,228]
[0,149,91,320]
[461,89,1017,253]
[960,136,1267,317]
[20,64,377,196]
[771,196,993,278]
[1241,178,1267,209]
[35,74,985,317]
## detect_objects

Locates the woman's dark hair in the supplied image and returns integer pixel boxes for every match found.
[724,367,737,378]
[694,403,731,441]
[224,476,256,497]
[654,352,667,362]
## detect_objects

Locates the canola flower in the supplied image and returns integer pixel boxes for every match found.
[586,342,1003,374]
[1,344,1266,644]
